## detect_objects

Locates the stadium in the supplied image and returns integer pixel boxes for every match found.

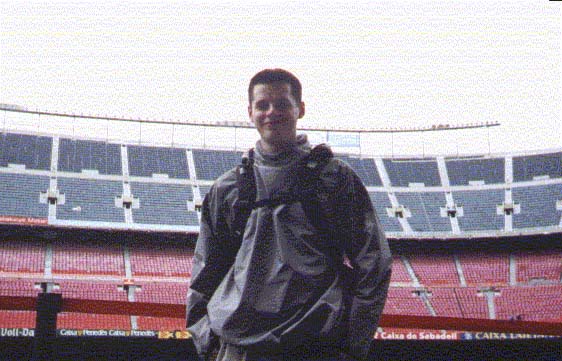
[0,106,560,360]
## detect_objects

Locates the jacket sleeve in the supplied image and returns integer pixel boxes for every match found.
[186,184,236,357]
[335,166,392,361]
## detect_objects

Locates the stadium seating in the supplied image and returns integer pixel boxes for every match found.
[53,280,128,301]
[0,243,560,331]
[0,173,49,219]
[1,122,562,336]
[513,152,562,182]
[457,253,510,286]
[128,145,189,179]
[453,190,504,231]
[198,185,212,200]
[56,178,125,222]
[58,138,122,175]
[0,310,36,328]
[0,241,45,274]
[383,158,441,187]
[133,282,189,304]
[0,279,42,297]
[192,149,242,180]
[515,250,562,284]
[395,192,451,232]
[1,130,561,237]
[0,132,51,170]
[0,279,43,328]
[494,285,562,322]
[57,313,131,330]
[51,242,125,276]
[445,156,505,185]
[389,257,412,284]
[132,283,189,331]
[427,288,466,318]
[336,155,382,186]
[383,288,431,316]
[129,245,193,278]
[451,287,489,319]
[368,192,403,233]
[408,254,460,286]
[512,184,562,228]
[130,182,198,226]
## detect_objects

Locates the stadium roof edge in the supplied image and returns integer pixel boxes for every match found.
[1,107,560,159]
[0,106,499,134]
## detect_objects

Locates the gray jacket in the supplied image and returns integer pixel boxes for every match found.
[187,137,392,360]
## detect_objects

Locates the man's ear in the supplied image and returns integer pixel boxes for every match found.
[248,104,253,122]
[299,102,305,119]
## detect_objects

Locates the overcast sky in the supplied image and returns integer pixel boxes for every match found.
[1,1,560,155]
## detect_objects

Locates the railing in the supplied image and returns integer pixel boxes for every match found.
[1,292,561,360]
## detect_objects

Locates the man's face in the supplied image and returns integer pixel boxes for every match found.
[248,82,305,152]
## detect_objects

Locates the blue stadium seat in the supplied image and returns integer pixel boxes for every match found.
[192,149,242,180]
[336,156,382,186]
[369,192,402,232]
[0,132,52,170]
[453,190,504,231]
[446,157,505,185]
[198,185,212,200]
[513,152,562,182]
[0,173,49,218]
[130,182,199,226]
[57,178,125,222]
[512,184,562,229]
[395,192,451,232]
[383,158,441,187]
[58,138,122,175]
[128,145,189,179]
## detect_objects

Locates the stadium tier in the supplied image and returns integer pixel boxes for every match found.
[513,152,562,182]
[515,250,561,283]
[389,256,411,284]
[129,182,199,226]
[0,173,50,219]
[0,133,51,171]
[192,148,243,180]
[56,178,125,223]
[445,157,505,186]
[128,145,189,179]
[406,254,460,286]
[57,313,131,330]
[51,241,125,276]
[0,119,561,340]
[384,288,431,316]
[383,158,441,187]
[0,310,36,329]
[129,244,193,278]
[0,240,45,274]
[135,316,185,331]
[0,130,560,238]
[133,282,189,304]
[1,238,560,327]
[494,285,562,322]
[58,138,122,175]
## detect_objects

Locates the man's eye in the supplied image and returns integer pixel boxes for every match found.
[275,101,290,110]
[256,102,269,111]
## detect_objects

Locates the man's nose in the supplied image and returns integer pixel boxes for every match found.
[266,104,281,116]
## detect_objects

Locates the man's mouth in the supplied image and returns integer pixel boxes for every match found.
[264,119,283,127]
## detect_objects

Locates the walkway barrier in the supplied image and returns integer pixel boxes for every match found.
[1,293,561,360]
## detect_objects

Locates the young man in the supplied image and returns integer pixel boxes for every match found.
[187,69,392,361]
